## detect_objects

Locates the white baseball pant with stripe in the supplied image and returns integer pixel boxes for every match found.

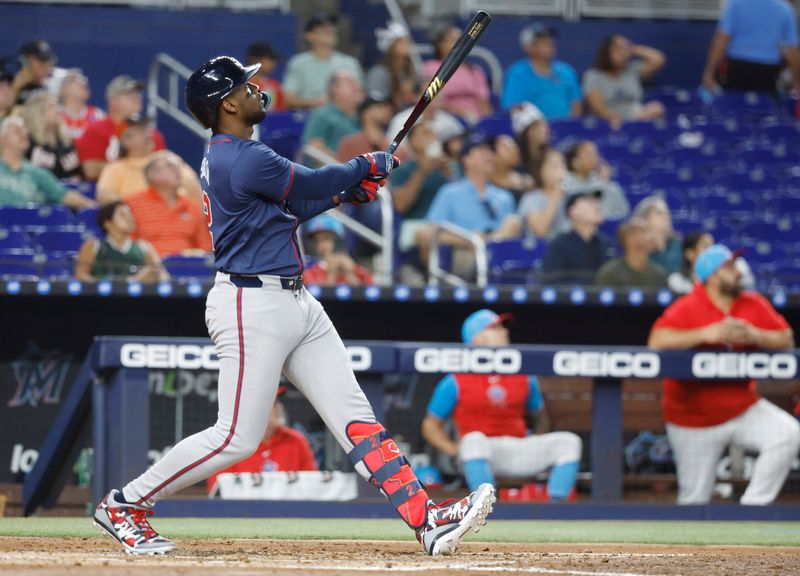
[122,272,375,507]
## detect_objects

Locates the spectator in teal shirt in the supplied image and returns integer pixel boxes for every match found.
[0,116,94,208]
[301,70,362,162]
[502,24,582,119]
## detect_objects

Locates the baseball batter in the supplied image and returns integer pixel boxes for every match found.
[649,244,800,505]
[93,56,495,556]
[422,309,583,501]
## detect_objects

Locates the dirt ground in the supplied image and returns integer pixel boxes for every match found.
[1,537,799,576]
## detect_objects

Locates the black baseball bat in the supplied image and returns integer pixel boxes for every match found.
[386,11,492,155]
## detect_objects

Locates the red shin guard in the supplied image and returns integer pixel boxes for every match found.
[346,421,428,529]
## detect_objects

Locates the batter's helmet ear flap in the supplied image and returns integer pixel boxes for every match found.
[185,56,261,130]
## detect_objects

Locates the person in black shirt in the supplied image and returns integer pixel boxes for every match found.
[541,189,616,284]
[22,90,82,179]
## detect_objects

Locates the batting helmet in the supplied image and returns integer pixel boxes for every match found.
[185,56,260,129]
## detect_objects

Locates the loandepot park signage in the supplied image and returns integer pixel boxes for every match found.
[102,338,799,380]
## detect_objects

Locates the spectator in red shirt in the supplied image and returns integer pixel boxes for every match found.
[125,151,211,257]
[248,42,284,112]
[59,68,105,140]
[303,214,373,285]
[648,244,799,505]
[207,387,318,495]
[75,75,166,180]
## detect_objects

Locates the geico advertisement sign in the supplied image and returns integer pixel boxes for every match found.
[121,343,374,371]
[414,348,522,373]
[692,353,797,379]
[553,351,660,378]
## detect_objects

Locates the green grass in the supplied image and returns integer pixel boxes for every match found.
[1,518,799,547]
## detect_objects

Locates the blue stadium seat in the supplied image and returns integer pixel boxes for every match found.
[486,237,548,284]
[0,205,73,229]
[260,111,308,161]
[63,180,97,200]
[645,88,700,114]
[162,255,215,279]
[621,120,683,140]
[713,171,782,194]
[711,92,777,117]
[41,261,74,278]
[737,146,800,167]
[75,208,102,235]
[0,262,38,279]
[549,118,611,141]
[668,144,731,167]
[699,192,758,213]
[0,229,31,252]
[640,168,708,192]
[474,112,513,137]
[35,230,88,255]
[758,121,800,144]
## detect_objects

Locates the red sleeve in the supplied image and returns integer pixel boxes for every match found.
[303,263,326,284]
[151,128,167,151]
[75,124,109,162]
[296,435,319,471]
[746,293,791,331]
[652,296,696,330]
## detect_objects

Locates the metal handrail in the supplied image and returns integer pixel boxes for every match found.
[427,222,488,287]
[300,145,395,285]
[147,52,208,140]
[383,0,425,74]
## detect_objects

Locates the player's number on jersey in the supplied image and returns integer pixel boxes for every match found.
[202,190,214,250]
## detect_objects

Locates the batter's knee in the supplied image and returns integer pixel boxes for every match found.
[555,432,583,464]
[459,431,491,462]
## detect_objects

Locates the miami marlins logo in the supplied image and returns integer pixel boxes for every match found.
[486,377,507,406]
[425,77,443,101]
[7,342,72,408]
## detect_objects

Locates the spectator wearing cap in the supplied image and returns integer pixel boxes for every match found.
[583,36,665,129]
[302,71,363,161]
[489,134,534,200]
[302,214,373,286]
[563,140,629,224]
[595,217,668,288]
[22,91,81,179]
[389,119,452,251]
[58,69,105,140]
[96,117,200,205]
[125,152,211,258]
[502,24,581,120]
[75,75,167,180]
[649,244,799,505]
[631,196,682,274]
[517,147,566,239]
[282,14,364,110]
[668,231,755,294]
[247,42,285,112]
[75,200,167,283]
[423,24,492,122]
[336,97,395,161]
[416,132,520,267]
[207,386,318,496]
[12,39,57,105]
[540,188,616,284]
[702,0,800,95]
[421,309,582,501]
[0,116,94,209]
[367,21,419,109]
[511,102,550,179]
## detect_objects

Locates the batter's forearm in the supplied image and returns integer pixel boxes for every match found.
[287,197,338,223]
[288,159,368,201]
[753,328,794,350]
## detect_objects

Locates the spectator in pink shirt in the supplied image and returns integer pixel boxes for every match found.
[423,25,492,123]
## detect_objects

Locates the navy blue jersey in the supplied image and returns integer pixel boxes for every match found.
[200,134,368,276]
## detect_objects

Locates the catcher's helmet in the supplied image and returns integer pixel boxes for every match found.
[185,56,260,129]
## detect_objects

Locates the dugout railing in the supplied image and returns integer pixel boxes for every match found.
[22,336,800,519]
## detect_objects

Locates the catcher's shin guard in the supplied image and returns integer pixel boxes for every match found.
[346,421,428,529]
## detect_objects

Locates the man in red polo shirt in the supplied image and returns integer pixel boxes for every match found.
[649,244,799,505]
[75,75,166,180]
[125,151,211,257]
[207,387,317,494]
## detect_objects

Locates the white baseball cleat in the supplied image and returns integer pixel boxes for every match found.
[93,489,176,555]
[416,483,496,556]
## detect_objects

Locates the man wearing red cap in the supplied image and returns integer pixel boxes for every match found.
[422,309,582,501]
[649,244,799,505]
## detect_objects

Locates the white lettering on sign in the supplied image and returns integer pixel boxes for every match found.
[692,353,797,379]
[553,351,660,378]
[120,344,219,370]
[413,348,522,374]
[346,346,372,372]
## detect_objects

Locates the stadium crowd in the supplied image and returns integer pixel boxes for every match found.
[0,0,798,289]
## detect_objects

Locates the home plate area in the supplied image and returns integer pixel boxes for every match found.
[1,539,798,575]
